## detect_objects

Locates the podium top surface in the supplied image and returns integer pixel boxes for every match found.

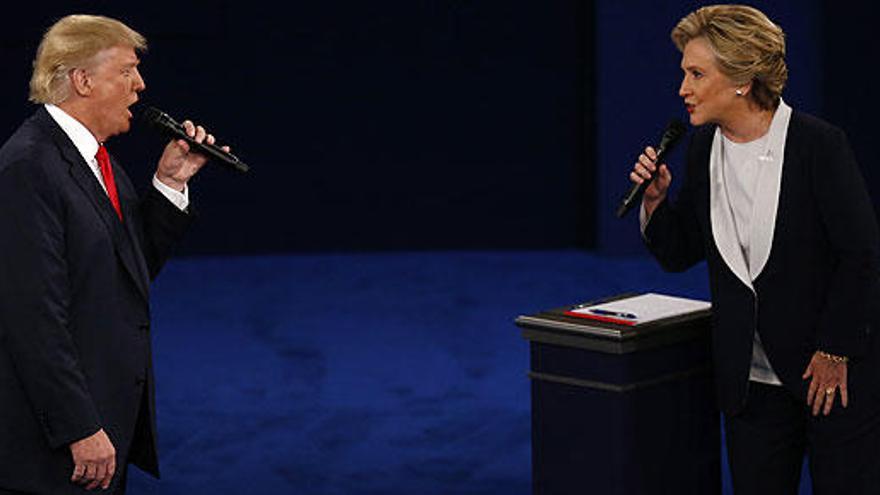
[516,293,712,353]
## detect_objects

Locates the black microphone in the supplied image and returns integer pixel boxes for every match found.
[141,107,249,173]
[615,119,687,218]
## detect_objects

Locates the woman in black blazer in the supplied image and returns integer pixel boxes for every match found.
[631,5,880,494]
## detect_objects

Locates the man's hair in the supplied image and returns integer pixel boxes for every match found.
[671,5,787,111]
[29,14,146,105]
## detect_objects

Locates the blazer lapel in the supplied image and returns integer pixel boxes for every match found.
[748,101,792,281]
[709,128,754,291]
[67,158,150,303]
[39,109,150,303]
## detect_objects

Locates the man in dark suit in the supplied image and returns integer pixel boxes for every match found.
[0,15,226,494]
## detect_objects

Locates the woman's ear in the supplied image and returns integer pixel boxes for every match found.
[735,80,754,97]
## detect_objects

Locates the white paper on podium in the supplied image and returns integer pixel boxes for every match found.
[569,293,711,325]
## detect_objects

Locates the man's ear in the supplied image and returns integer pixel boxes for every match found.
[68,68,92,97]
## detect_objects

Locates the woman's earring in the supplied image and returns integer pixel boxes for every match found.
[735,89,744,96]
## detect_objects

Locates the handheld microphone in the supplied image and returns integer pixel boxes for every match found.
[615,119,687,218]
[141,107,249,173]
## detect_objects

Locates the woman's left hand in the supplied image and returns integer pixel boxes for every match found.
[803,350,849,416]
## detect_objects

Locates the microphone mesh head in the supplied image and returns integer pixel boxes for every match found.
[140,107,169,129]
[658,119,687,151]
[664,119,687,140]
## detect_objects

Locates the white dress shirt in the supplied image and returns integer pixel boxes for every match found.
[44,104,190,211]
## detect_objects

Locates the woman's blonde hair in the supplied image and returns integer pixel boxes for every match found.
[671,5,786,111]
[29,15,146,105]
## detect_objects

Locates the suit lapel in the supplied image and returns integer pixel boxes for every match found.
[747,101,791,281]
[38,109,151,303]
[709,127,754,291]
[706,101,793,289]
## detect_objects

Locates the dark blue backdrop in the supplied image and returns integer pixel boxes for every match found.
[1,2,877,254]
[1,1,589,254]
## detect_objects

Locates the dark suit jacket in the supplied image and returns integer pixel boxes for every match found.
[645,111,880,416]
[0,107,192,493]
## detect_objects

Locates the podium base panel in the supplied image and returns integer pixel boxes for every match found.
[529,338,720,495]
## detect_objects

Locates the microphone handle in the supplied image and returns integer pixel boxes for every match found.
[615,146,670,218]
[164,124,250,173]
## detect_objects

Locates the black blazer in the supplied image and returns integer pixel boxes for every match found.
[0,107,192,493]
[645,111,880,416]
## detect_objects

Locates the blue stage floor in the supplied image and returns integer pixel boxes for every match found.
[126,250,810,494]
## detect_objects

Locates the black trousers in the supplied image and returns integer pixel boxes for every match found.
[725,382,880,494]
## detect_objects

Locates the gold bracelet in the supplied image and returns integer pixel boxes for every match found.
[817,350,849,364]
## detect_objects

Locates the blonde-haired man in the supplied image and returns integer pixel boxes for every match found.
[0,15,224,494]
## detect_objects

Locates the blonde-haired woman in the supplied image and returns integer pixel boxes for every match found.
[631,5,880,493]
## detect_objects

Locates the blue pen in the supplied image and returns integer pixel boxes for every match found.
[588,308,638,320]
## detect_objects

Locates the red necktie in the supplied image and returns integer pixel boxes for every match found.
[95,145,123,221]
